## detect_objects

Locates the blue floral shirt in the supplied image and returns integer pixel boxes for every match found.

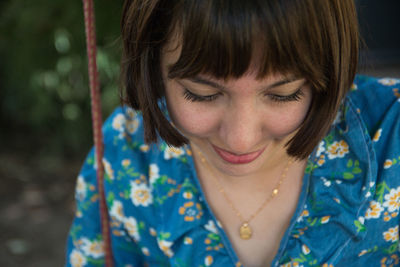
[66,76,400,267]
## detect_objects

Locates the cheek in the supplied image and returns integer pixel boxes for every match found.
[266,108,307,138]
[166,96,219,137]
[265,97,312,138]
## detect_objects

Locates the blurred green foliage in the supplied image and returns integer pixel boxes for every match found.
[0,0,122,156]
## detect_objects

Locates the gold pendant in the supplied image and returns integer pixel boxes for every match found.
[239,222,252,240]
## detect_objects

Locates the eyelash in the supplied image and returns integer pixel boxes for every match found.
[269,89,304,102]
[183,89,220,102]
[182,88,304,103]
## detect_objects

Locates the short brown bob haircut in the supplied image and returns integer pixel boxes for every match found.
[121,0,359,160]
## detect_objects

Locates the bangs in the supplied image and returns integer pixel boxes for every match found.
[168,0,327,86]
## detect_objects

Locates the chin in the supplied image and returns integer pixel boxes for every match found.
[212,157,267,177]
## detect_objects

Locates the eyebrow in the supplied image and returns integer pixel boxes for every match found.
[187,76,301,91]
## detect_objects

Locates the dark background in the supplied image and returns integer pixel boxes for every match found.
[0,1,399,266]
[357,0,400,67]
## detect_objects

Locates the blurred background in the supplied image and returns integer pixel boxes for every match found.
[0,0,399,266]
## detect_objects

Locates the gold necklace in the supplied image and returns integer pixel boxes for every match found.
[195,148,293,240]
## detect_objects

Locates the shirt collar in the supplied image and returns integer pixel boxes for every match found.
[276,96,377,265]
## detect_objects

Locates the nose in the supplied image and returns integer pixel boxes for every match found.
[220,101,264,153]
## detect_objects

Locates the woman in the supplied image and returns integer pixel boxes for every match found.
[66,0,400,266]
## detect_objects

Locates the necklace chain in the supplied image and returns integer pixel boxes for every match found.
[195,146,293,240]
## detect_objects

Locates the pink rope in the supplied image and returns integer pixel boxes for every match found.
[82,0,113,266]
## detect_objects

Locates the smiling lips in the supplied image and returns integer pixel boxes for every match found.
[212,145,266,164]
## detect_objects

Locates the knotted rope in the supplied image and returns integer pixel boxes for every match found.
[82,0,113,265]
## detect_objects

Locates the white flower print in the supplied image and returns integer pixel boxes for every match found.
[321,177,331,187]
[296,208,310,223]
[76,210,83,218]
[126,117,139,134]
[140,144,150,152]
[365,201,384,219]
[102,158,114,180]
[320,216,330,224]
[281,263,304,267]
[184,237,193,245]
[302,244,310,255]
[358,249,368,257]
[121,159,131,167]
[130,182,153,207]
[157,239,174,258]
[205,255,214,266]
[125,107,136,119]
[183,191,194,199]
[141,247,150,256]
[383,187,400,212]
[80,238,104,259]
[372,128,382,142]
[69,249,87,267]
[149,227,157,237]
[383,226,399,243]
[164,146,185,160]
[384,159,393,169]
[124,216,140,241]
[76,175,86,201]
[149,164,160,185]
[378,78,400,86]
[112,113,126,131]
[110,200,125,222]
[204,220,219,234]
[326,140,349,159]
[316,140,326,157]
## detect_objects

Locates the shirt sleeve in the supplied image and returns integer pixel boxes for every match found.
[351,76,400,136]
[350,76,400,168]
[65,148,144,267]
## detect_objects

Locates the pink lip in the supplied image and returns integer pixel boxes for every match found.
[212,145,266,164]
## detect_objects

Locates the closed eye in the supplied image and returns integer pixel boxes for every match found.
[182,87,305,103]
[182,89,221,102]
[268,88,304,102]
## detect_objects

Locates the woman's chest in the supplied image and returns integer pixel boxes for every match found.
[222,188,302,266]
[200,173,304,267]
[224,212,295,267]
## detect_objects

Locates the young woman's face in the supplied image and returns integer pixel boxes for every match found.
[162,45,313,177]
